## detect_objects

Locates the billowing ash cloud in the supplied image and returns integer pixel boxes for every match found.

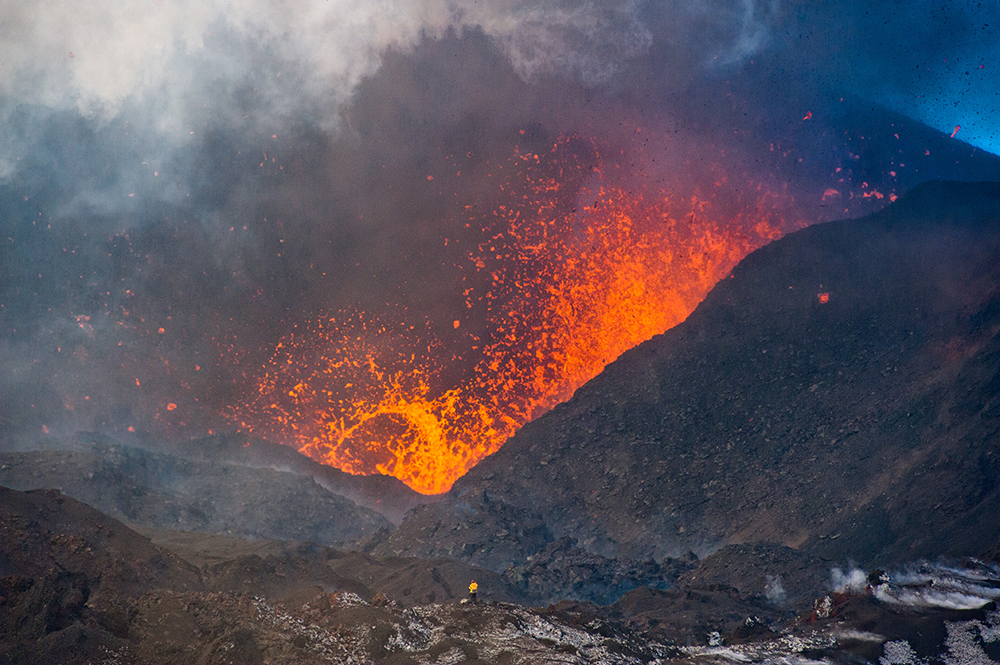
[0,0,651,183]
[2,0,998,205]
[2,1,999,481]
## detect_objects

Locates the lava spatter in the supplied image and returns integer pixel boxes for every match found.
[230,137,797,494]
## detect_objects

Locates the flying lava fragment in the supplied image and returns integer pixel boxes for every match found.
[229,139,798,494]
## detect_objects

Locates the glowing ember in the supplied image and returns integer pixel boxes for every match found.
[230,137,797,494]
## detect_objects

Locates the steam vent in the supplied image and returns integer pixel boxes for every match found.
[4,3,1000,663]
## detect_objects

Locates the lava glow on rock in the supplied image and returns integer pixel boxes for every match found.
[5,2,999,497]
[228,137,794,493]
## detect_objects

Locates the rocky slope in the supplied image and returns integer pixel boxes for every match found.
[131,432,437,524]
[377,180,1000,568]
[0,436,392,546]
[0,486,202,664]
[6,485,1000,664]
[0,486,767,664]
[2,431,432,524]
[7,180,1000,663]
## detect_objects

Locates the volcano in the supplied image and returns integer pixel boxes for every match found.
[6,3,1000,662]
[5,15,1000,498]
[5,181,1000,664]
[376,180,1000,569]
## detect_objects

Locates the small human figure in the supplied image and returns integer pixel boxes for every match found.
[469,580,478,603]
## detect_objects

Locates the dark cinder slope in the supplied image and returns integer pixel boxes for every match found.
[0,486,203,600]
[138,432,437,524]
[0,486,204,664]
[0,437,392,546]
[378,180,1000,568]
[0,486,687,664]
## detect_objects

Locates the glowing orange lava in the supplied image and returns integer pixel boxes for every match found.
[229,137,798,494]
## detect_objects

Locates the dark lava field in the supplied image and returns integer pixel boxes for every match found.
[4,180,1000,664]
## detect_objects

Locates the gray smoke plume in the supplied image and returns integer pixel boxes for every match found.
[2,1,999,446]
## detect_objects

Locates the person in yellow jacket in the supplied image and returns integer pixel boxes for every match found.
[469,580,478,603]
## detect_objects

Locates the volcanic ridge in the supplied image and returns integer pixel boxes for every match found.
[380,180,1000,568]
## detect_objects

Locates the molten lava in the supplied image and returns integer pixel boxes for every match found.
[229,137,797,494]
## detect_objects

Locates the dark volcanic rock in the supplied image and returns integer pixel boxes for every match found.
[545,584,782,648]
[140,432,436,524]
[6,484,1000,664]
[0,486,202,602]
[0,439,391,546]
[372,489,553,571]
[322,549,532,607]
[386,180,1000,569]
[678,543,831,608]
[3,430,433,525]
[0,572,127,665]
[795,591,1000,664]
[0,487,682,664]
[0,486,201,664]
[506,536,688,606]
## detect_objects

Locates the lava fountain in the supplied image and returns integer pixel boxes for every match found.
[228,135,798,493]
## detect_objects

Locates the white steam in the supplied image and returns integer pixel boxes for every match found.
[0,0,795,209]
[0,0,664,199]
[877,587,998,612]
[831,567,868,593]
[831,562,1000,612]
[881,562,1000,611]
[694,0,779,67]
[475,0,653,83]
[0,0,651,125]
[764,574,786,603]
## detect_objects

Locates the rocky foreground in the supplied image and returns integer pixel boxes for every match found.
[4,485,1000,664]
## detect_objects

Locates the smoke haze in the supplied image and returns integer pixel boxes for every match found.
[3,1,1000,487]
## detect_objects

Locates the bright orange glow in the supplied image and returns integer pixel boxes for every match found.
[229,137,798,494]
[818,292,830,304]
